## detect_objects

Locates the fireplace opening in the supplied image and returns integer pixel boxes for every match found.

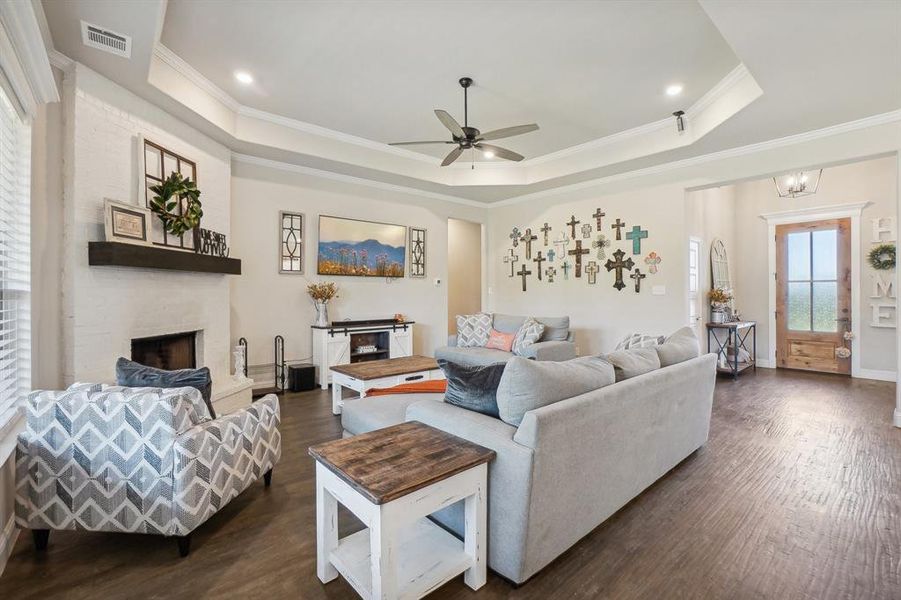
[131,331,197,371]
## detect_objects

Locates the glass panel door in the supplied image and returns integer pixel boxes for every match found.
[785,229,839,332]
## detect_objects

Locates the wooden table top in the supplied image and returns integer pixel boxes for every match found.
[329,355,439,380]
[309,421,496,504]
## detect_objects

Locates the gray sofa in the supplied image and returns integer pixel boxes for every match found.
[436,313,577,366]
[341,352,717,584]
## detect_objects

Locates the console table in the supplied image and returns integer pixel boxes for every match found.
[706,321,757,379]
[312,319,414,389]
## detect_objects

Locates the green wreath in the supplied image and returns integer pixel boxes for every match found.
[149,172,203,236]
[868,243,895,270]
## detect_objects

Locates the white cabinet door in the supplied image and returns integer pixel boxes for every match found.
[327,334,351,371]
[389,328,413,357]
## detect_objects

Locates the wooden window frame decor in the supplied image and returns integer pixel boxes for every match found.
[409,227,426,278]
[140,136,198,250]
[103,198,151,246]
[280,211,305,274]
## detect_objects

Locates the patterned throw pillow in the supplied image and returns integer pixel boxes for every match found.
[512,317,546,356]
[485,328,515,352]
[456,313,492,347]
[615,332,665,351]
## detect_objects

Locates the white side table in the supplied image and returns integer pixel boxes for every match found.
[310,422,494,600]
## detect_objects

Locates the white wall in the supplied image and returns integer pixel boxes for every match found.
[685,185,737,309]
[447,219,483,333]
[488,183,689,354]
[229,160,487,378]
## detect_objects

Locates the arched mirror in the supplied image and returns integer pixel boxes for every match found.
[710,238,731,290]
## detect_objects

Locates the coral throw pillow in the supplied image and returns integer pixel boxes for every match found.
[485,328,515,352]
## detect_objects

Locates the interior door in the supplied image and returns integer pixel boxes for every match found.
[775,218,851,374]
[688,238,702,338]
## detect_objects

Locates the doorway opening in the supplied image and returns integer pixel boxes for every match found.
[688,237,703,339]
[447,219,483,334]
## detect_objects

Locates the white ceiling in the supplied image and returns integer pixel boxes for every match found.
[40,0,901,204]
[160,0,738,161]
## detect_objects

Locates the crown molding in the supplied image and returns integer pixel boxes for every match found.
[759,201,870,224]
[488,109,901,207]
[153,44,240,112]
[231,153,486,209]
[688,63,751,116]
[48,49,74,71]
[0,0,59,114]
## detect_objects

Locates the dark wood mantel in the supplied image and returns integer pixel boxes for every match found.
[88,242,241,275]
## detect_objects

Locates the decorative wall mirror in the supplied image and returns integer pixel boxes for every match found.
[710,238,731,290]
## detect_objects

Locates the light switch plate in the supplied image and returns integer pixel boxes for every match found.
[652,285,666,296]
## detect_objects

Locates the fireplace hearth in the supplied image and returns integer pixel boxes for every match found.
[131,331,197,371]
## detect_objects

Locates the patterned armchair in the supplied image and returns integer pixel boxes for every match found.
[14,384,281,556]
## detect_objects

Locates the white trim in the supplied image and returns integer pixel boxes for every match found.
[0,411,24,465]
[689,63,752,116]
[762,204,867,378]
[48,49,73,71]
[153,44,239,112]
[856,369,896,382]
[231,153,486,208]
[0,514,20,577]
[0,0,59,114]
[755,359,774,369]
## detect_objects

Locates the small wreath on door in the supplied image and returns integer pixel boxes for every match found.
[867,243,895,270]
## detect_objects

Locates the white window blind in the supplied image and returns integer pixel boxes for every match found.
[0,84,31,434]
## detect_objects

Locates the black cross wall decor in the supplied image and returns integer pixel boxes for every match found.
[509,227,521,247]
[592,208,606,230]
[540,222,552,246]
[611,218,626,240]
[630,268,647,293]
[568,239,590,277]
[521,228,538,259]
[605,249,635,291]
[566,215,581,238]
[545,266,557,282]
[517,263,532,292]
[533,251,546,280]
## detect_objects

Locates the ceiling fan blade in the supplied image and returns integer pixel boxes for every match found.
[475,143,525,162]
[388,141,453,146]
[434,109,465,138]
[477,123,539,141]
[440,146,464,167]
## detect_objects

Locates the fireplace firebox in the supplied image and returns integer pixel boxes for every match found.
[131,331,197,371]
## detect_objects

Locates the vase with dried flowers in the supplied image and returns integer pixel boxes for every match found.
[708,287,733,324]
[308,282,338,327]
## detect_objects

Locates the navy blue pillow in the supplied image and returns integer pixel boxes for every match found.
[116,357,215,418]
[437,359,505,418]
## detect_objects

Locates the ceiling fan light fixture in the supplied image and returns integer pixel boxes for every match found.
[483,150,495,158]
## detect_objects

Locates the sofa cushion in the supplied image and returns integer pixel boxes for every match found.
[656,326,701,367]
[492,313,526,334]
[512,318,545,356]
[493,314,570,342]
[434,345,513,367]
[438,359,505,418]
[115,357,215,418]
[485,328,515,352]
[341,393,442,435]
[615,332,665,350]
[604,347,661,382]
[495,356,615,427]
[456,313,492,347]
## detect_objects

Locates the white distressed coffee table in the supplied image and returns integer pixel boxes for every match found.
[309,421,494,600]
[329,355,445,415]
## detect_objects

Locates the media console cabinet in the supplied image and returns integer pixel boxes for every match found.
[312,319,414,389]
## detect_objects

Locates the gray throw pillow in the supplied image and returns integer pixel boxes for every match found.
[495,356,615,427]
[116,357,216,418]
[437,359,504,418]
[656,326,701,367]
[456,313,492,347]
[512,317,545,356]
[603,347,661,382]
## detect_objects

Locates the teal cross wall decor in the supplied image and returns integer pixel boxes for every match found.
[625,225,648,255]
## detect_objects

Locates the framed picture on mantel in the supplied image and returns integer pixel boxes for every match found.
[104,199,151,246]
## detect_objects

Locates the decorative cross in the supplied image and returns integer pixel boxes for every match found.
[547,248,556,262]
[605,249,635,291]
[586,261,600,285]
[581,223,593,239]
[521,228,538,259]
[611,218,626,240]
[503,248,519,277]
[545,266,557,283]
[630,268,647,293]
[592,208,606,230]
[509,227,521,247]
[625,225,648,255]
[644,251,662,274]
[540,222,552,246]
[553,232,570,256]
[533,251,546,280]
[568,240,590,278]
[592,234,611,259]
[566,215,581,238]
[517,263,532,292]
[561,260,572,280]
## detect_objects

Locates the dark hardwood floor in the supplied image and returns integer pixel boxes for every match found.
[1,369,898,599]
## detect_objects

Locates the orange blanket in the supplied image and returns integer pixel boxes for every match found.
[366,379,447,397]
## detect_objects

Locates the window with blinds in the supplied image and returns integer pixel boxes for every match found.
[0,85,31,434]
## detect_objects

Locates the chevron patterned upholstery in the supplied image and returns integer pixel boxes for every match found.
[14,386,281,541]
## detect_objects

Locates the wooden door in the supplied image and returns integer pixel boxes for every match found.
[776,218,851,374]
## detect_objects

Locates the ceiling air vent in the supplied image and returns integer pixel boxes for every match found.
[81,21,131,58]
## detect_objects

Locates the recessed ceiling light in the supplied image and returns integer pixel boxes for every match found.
[482,150,495,159]
[234,71,253,85]
[665,84,683,97]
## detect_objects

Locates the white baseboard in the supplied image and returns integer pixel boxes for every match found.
[0,515,19,577]
[855,369,896,382]
[755,359,774,369]
[894,408,901,428]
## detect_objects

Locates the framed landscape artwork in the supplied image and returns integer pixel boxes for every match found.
[317,215,406,277]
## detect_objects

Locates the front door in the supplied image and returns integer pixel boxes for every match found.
[775,218,851,374]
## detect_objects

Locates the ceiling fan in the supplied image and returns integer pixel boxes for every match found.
[389,77,539,167]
